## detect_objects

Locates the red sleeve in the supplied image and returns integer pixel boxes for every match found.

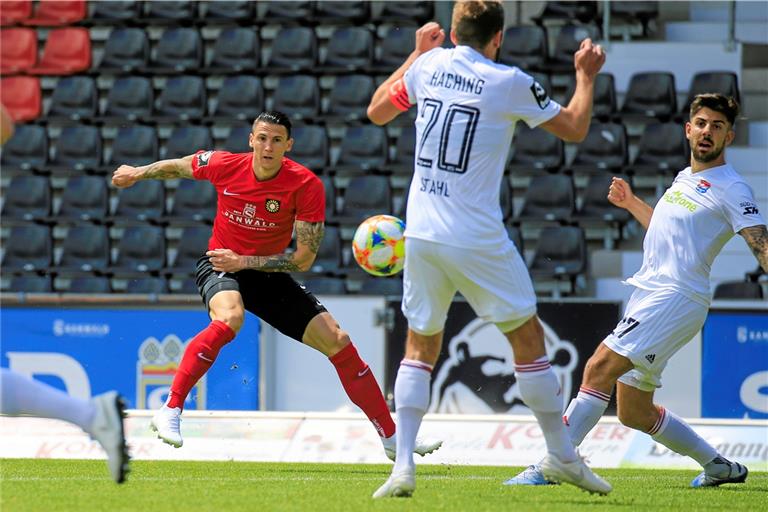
[191,150,225,182]
[295,175,325,223]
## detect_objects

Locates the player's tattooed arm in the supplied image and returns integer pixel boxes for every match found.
[740,224,768,273]
[112,155,194,188]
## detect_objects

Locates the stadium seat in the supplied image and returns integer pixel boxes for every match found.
[573,173,632,248]
[307,225,342,275]
[147,28,203,74]
[107,125,159,168]
[50,124,102,172]
[58,176,109,222]
[113,180,166,222]
[47,76,97,121]
[533,1,599,24]
[91,1,141,22]
[143,0,196,22]
[682,72,741,114]
[564,73,617,121]
[0,76,40,122]
[1,0,32,26]
[125,276,169,294]
[630,121,688,176]
[516,174,575,222]
[113,224,167,273]
[9,274,53,293]
[1,223,52,272]
[507,125,564,174]
[221,124,251,153]
[713,281,764,300]
[168,225,211,273]
[337,175,392,224]
[57,224,110,273]
[203,27,259,74]
[271,75,320,120]
[167,179,217,224]
[323,27,374,73]
[267,27,317,73]
[24,0,86,26]
[1,175,50,222]
[319,176,336,219]
[569,122,628,173]
[203,1,256,21]
[548,24,601,73]
[164,126,213,160]
[505,223,525,255]
[210,76,264,122]
[325,75,375,122]
[373,26,417,72]
[335,124,388,173]
[0,124,48,171]
[390,125,417,175]
[99,28,150,73]
[66,275,112,294]
[529,226,587,293]
[314,1,369,23]
[375,2,433,24]
[290,124,329,173]
[611,1,659,38]
[302,276,348,295]
[102,76,154,122]
[0,28,37,73]
[261,1,314,21]
[621,72,677,120]
[359,276,404,296]
[28,27,91,75]
[499,26,548,71]
[171,277,199,294]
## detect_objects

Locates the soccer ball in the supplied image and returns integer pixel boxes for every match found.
[352,215,406,276]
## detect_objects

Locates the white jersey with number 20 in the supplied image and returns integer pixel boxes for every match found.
[402,45,561,249]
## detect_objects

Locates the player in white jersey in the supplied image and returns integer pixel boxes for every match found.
[366,1,611,498]
[507,94,767,488]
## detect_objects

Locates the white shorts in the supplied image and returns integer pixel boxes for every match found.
[401,237,537,335]
[604,287,708,392]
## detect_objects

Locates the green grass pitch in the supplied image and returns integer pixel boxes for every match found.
[1,459,765,512]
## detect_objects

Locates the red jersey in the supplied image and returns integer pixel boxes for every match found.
[191,150,325,256]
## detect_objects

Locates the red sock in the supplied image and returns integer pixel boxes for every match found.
[167,320,236,410]
[330,343,396,438]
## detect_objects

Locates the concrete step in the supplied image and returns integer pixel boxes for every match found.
[743,91,768,121]
[749,121,768,147]
[690,1,768,22]
[665,22,768,44]
[742,67,768,92]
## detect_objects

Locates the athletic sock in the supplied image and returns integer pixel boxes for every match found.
[514,357,577,462]
[0,368,94,430]
[563,386,611,445]
[392,359,433,474]
[650,406,718,467]
[329,343,396,438]
[167,320,236,409]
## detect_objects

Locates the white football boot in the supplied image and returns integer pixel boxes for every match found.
[540,452,612,495]
[150,404,183,448]
[372,467,416,498]
[88,392,130,483]
[381,433,443,462]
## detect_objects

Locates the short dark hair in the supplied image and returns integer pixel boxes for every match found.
[452,0,505,49]
[689,93,740,126]
[253,111,292,138]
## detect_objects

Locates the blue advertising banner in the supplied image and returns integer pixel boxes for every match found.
[0,307,260,410]
[701,310,768,419]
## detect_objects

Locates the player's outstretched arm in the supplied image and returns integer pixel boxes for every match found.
[540,38,606,142]
[207,221,325,273]
[111,155,195,188]
[739,224,768,273]
[367,22,445,126]
[607,177,653,230]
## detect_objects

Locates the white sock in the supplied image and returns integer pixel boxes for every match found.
[563,386,611,445]
[515,357,577,462]
[650,406,717,467]
[392,359,432,474]
[0,368,95,431]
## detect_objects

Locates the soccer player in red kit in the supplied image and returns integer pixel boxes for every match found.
[112,111,441,460]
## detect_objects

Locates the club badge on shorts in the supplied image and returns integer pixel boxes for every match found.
[265,199,281,213]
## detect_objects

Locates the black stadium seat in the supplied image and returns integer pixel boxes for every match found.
[48,75,97,121]
[271,75,320,120]
[335,124,388,173]
[164,126,212,160]
[630,121,688,175]
[147,27,202,74]
[564,73,617,121]
[549,24,601,73]
[682,71,741,114]
[325,74,375,122]
[499,25,548,71]
[507,125,564,174]
[222,124,251,153]
[99,28,149,73]
[58,176,109,222]
[57,224,110,273]
[375,2,433,24]
[374,26,417,72]
[319,176,336,219]
[108,125,159,168]
[713,281,763,300]
[621,72,677,120]
[516,174,575,223]
[337,175,392,224]
[2,175,50,222]
[203,1,257,22]
[155,75,206,121]
[390,125,417,175]
[262,1,314,22]
[103,76,154,122]
[113,224,167,272]
[323,27,374,73]
[204,27,259,74]
[50,123,102,172]
[9,274,53,293]
[211,76,264,122]
[167,179,217,224]
[113,180,166,222]
[168,225,211,273]
[529,226,587,292]
[92,1,141,22]
[314,1,369,23]
[307,225,342,275]
[66,276,112,294]
[570,122,628,173]
[1,223,52,272]
[505,223,525,255]
[125,276,169,294]
[574,174,632,230]
[534,1,599,24]
[143,1,196,23]
[290,124,329,173]
[267,27,317,73]
[1,124,48,171]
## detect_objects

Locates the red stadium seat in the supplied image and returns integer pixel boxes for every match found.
[0,0,32,26]
[0,27,37,73]
[0,76,41,121]
[24,0,86,26]
[28,27,91,75]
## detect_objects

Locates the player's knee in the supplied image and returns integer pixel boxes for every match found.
[214,308,244,333]
[332,329,352,351]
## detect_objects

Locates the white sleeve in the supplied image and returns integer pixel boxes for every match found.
[508,70,561,128]
[403,48,442,106]
[722,181,766,233]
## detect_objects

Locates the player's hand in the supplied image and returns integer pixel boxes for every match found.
[574,38,606,79]
[207,249,244,273]
[111,165,141,188]
[415,22,445,54]
[607,177,634,209]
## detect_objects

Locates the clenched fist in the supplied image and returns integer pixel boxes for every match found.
[112,165,141,188]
